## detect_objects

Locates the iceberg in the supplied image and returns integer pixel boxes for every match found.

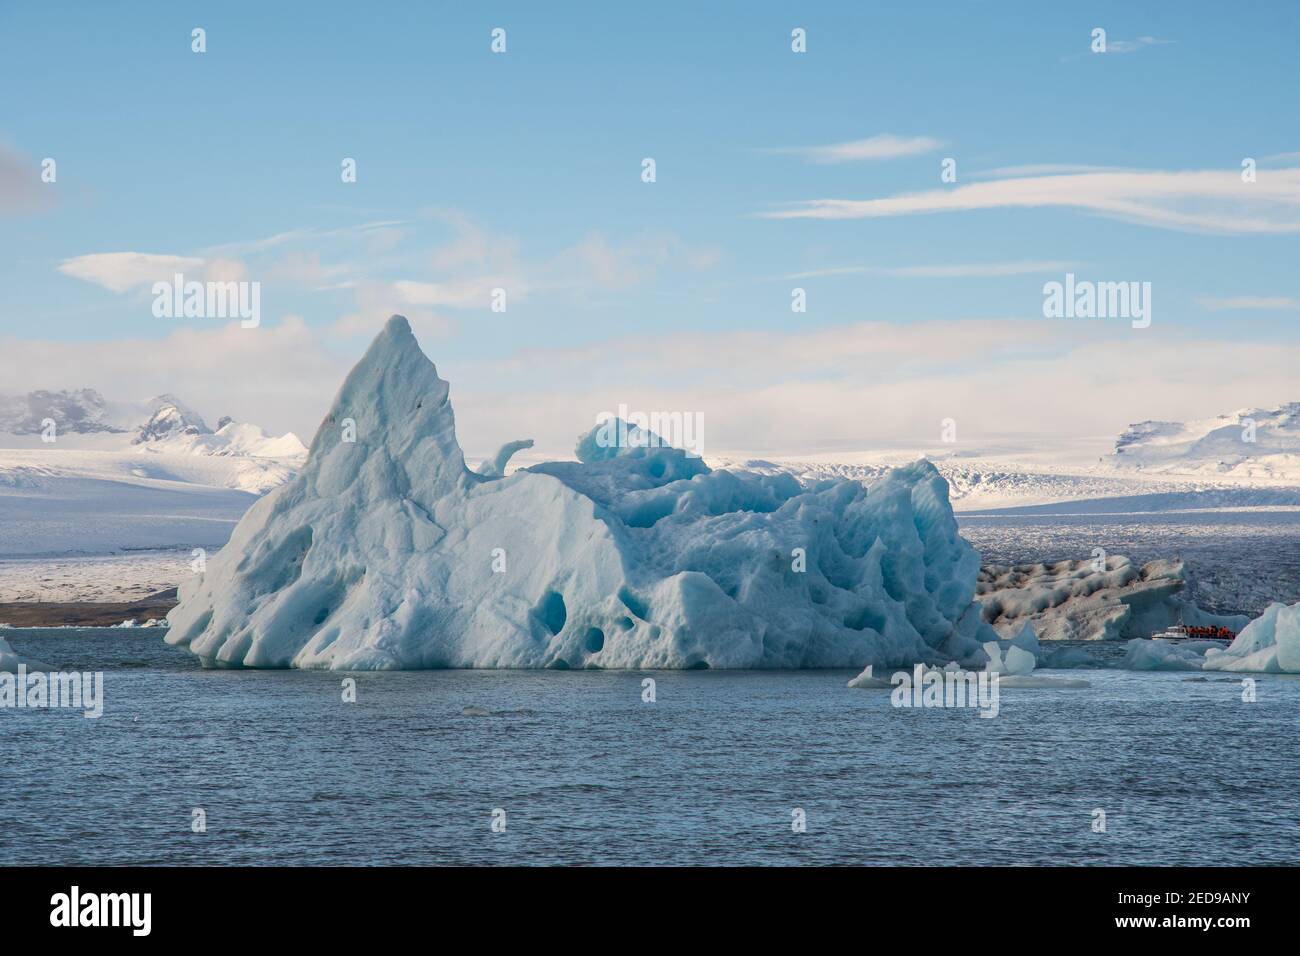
[1203,601,1300,673]
[1121,637,1221,672]
[1115,602,1300,673]
[977,557,1247,641]
[166,316,997,670]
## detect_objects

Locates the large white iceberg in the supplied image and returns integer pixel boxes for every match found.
[1203,602,1300,673]
[166,316,997,670]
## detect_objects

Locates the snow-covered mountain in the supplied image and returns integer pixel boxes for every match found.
[0,388,307,556]
[0,387,305,461]
[0,388,128,435]
[1110,403,1300,480]
[131,394,212,443]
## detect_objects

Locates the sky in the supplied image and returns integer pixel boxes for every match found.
[1,0,1298,460]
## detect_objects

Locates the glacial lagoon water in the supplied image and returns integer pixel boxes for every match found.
[2,628,1298,866]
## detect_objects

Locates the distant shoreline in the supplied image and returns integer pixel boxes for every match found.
[0,588,175,628]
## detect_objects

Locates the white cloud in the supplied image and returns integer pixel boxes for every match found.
[0,142,55,217]
[782,260,1076,280]
[760,167,1300,234]
[970,164,1130,179]
[0,316,349,439]
[1196,296,1300,311]
[59,252,206,292]
[766,134,943,164]
[5,311,1296,462]
[393,278,502,309]
[446,319,1300,459]
[1105,36,1174,54]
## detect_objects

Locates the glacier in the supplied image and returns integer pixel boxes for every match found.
[165,315,1000,670]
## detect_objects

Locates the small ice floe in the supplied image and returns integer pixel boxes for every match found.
[846,665,892,689]
[112,618,168,629]
[461,706,492,717]
[982,622,1040,676]
[983,624,1090,688]
[847,623,1091,690]
[1122,637,1220,671]
[0,636,52,673]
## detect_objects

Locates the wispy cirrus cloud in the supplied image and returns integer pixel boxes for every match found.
[781,260,1076,280]
[58,252,207,292]
[765,133,942,164]
[760,167,1300,234]
[1105,36,1174,54]
[1196,295,1300,311]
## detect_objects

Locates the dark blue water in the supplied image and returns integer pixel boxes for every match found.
[2,628,1298,865]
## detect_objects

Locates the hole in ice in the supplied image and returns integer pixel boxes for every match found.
[623,496,676,528]
[549,659,570,670]
[537,590,567,635]
[584,627,605,653]
[616,616,634,631]
[313,607,330,626]
[844,606,886,633]
[688,659,710,670]
[618,587,649,621]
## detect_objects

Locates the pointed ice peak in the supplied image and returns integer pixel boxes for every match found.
[307,313,466,484]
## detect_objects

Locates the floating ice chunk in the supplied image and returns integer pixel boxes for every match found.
[1204,601,1300,673]
[166,316,994,670]
[1121,637,1223,671]
[0,636,51,673]
[847,664,893,689]
[982,623,1038,675]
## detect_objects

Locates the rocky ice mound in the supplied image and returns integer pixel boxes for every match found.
[977,557,1247,641]
[166,315,997,670]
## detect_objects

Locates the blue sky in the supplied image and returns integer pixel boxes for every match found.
[2,1,1298,457]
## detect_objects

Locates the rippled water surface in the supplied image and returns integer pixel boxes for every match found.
[2,628,1298,866]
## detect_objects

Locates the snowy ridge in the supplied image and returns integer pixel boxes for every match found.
[0,390,307,556]
[1110,402,1300,481]
[166,315,1002,671]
